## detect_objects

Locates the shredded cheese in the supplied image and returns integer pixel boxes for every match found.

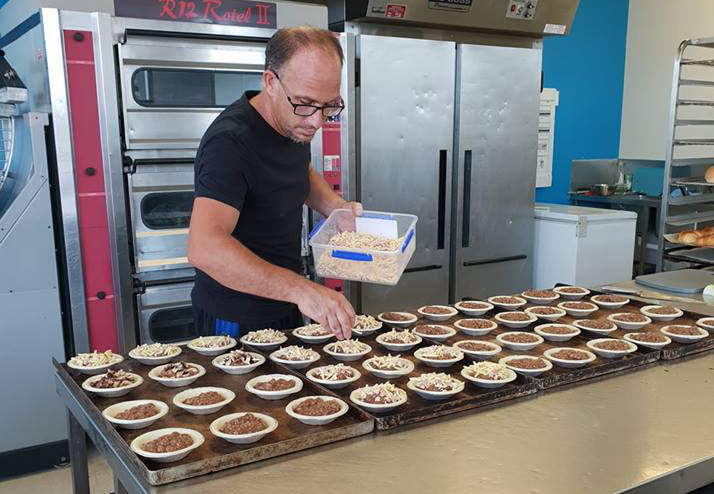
[190,335,233,348]
[243,329,286,344]
[417,345,462,360]
[273,345,319,361]
[328,339,369,354]
[366,354,410,370]
[310,364,356,381]
[355,382,405,404]
[409,372,461,392]
[69,350,121,368]
[463,361,512,381]
[131,343,179,358]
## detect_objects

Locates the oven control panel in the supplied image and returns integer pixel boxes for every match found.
[505,0,538,20]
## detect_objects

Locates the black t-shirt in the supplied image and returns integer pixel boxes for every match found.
[191,91,310,324]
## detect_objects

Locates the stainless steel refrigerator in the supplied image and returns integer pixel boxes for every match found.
[320,0,579,314]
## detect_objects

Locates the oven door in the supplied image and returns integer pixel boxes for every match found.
[118,33,265,157]
[129,162,195,282]
[138,281,196,344]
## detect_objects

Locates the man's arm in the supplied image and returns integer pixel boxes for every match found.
[306,166,361,217]
[188,197,355,338]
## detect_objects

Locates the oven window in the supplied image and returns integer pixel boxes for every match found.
[141,192,193,230]
[131,68,262,108]
[149,307,197,343]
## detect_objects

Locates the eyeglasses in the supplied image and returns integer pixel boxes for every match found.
[271,70,344,118]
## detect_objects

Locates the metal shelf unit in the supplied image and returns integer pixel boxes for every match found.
[658,37,714,270]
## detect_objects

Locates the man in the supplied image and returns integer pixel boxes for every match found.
[188,26,359,340]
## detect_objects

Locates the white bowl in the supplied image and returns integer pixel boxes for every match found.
[81,372,143,398]
[375,332,423,352]
[607,313,652,331]
[239,333,288,352]
[572,320,619,336]
[349,387,408,413]
[172,387,236,415]
[377,312,418,328]
[362,357,415,379]
[130,427,204,463]
[187,337,237,356]
[245,374,303,400]
[102,400,169,430]
[454,318,498,336]
[553,286,591,300]
[586,338,638,359]
[496,332,544,351]
[285,396,349,425]
[660,325,709,344]
[211,352,265,375]
[306,366,362,390]
[557,301,599,318]
[407,377,465,400]
[525,306,567,322]
[128,347,181,366]
[148,363,206,388]
[696,317,714,331]
[269,349,321,369]
[413,347,464,368]
[322,342,372,362]
[521,291,560,305]
[454,301,494,316]
[460,365,517,389]
[499,355,553,377]
[543,347,597,369]
[591,295,630,309]
[351,320,383,337]
[67,354,124,375]
[292,327,335,345]
[453,340,502,360]
[639,305,684,322]
[412,324,457,342]
[417,305,459,322]
[494,312,538,329]
[623,332,672,350]
[487,296,527,309]
[210,412,278,444]
[534,324,581,342]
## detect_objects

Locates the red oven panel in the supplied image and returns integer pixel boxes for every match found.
[321,119,344,293]
[64,30,119,352]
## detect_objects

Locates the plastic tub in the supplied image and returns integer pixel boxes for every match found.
[309,209,417,285]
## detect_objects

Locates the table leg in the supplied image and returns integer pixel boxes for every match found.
[114,476,129,494]
[638,206,650,276]
[67,410,91,494]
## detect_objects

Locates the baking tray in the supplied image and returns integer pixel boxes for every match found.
[54,350,374,486]
[400,306,660,391]
[572,288,714,361]
[275,331,539,431]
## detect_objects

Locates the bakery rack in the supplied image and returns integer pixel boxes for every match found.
[658,36,714,270]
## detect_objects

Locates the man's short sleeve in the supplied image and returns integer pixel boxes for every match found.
[194,133,249,212]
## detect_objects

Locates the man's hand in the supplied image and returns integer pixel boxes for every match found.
[335,201,363,232]
[294,281,355,340]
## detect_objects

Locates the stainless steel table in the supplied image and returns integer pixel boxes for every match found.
[58,284,714,494]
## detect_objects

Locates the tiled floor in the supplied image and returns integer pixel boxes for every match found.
[0,451,112,494]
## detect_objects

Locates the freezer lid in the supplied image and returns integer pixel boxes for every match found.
[534,203,637,223]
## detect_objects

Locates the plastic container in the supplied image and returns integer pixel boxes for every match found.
[309,209,417,285]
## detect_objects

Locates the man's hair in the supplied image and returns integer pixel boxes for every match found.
[265,26,343,75]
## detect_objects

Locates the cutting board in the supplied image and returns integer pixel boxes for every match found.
[635,269,714,294]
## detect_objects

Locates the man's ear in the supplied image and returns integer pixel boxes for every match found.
[262,70,278,96]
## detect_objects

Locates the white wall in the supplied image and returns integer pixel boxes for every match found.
[619,0,714,160]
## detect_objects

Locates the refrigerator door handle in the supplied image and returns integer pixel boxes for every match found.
[462,150,472,248]
[438,149,447,250]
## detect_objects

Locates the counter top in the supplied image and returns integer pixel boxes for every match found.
[569,193,661,208]
[154,352,714,494]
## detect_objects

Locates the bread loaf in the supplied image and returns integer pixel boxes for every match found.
[694,234,714,247]
[679,230,702,244]
[706,165,714,184]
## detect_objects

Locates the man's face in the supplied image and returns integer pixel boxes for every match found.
[265,47,342,143]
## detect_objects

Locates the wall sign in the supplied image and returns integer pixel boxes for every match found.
[115,0,277,29]
[428,0,473,13]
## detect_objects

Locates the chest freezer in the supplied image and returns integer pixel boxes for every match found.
[533,203,637,289]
